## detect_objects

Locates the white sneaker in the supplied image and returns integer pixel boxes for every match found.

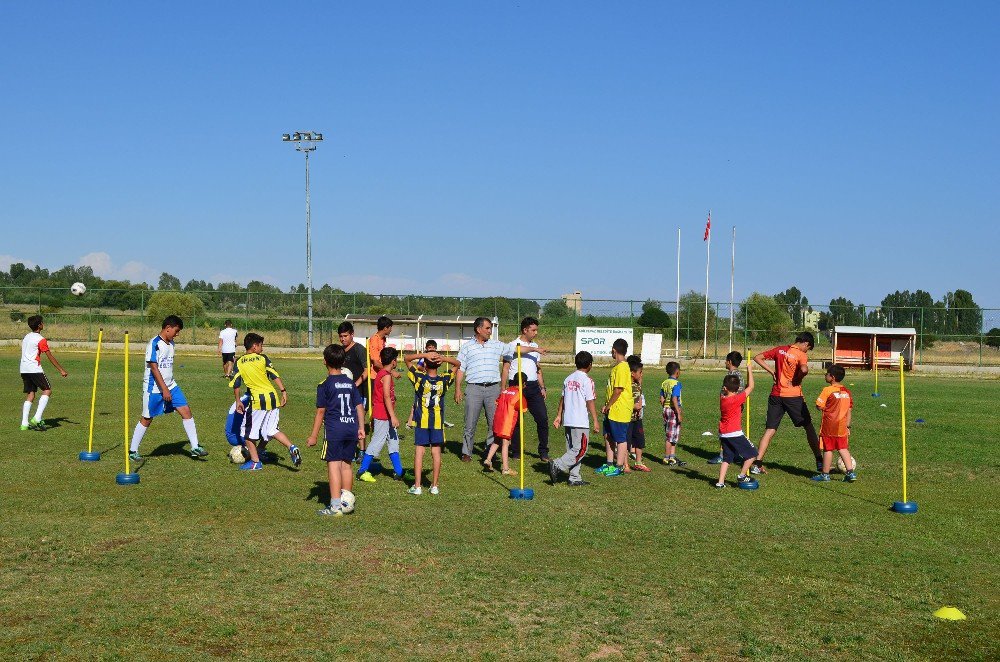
[408,486,422,495]
[430,485,440,495]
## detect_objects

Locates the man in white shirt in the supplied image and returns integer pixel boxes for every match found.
[500,317,551,460]
[551,351,599,486]
[218,320,239,379]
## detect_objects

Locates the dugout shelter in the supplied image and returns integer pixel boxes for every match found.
[831,326,916,370]
[342,315,499,353]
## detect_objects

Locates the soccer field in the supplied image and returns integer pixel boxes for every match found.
[1,348,996,660]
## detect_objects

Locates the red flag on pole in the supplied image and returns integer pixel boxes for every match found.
[703,212,711,241]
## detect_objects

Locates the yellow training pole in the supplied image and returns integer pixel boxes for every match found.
[115,332,140,484]
[900,354,907,501]
[517,345,525,492]
[873,334,880,395]
[124,332,131,474]
[891,353,916,513]
[366,336,373,417]
[79,328,104,461]
[745,389,750,437]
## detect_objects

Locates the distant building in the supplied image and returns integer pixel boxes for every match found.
[562,291,582,315]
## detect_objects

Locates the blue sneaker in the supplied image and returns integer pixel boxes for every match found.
[707,455,723,465]
[289,445,302,467]
[604,466,624,477]
[189,446,209,458]
[811,473,831,482]
[239,461,263,471]
[595,463,612,474]
[844,471,857,482]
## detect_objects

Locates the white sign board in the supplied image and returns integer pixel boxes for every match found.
[640,333,663,366]
[575,327,634,358]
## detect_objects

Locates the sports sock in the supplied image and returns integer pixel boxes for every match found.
[35,394,50,420]
[130,422,147,452]
[389,452,403,476]
[358,453,374,475]
[182,418,200,449]
[22,401,32,426]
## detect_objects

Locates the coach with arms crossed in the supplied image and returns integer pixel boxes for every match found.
[454,317,507,462]
[500,316,551,461]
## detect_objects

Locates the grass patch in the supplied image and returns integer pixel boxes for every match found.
[0,347,996,659]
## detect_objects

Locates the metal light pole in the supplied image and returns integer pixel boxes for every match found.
[282,131,324,347]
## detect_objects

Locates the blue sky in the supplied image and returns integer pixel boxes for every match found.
[1,2,997,307]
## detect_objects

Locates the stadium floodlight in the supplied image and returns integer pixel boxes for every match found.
[282,130,325,348]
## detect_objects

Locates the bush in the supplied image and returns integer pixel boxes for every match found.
[145,292,206,325]
[985,328,1000,348]
[637,300,673,330]
[10,311,24,322]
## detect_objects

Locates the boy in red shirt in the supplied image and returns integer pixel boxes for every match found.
[483,374,528,476]
[357,347,404,483]
[751,332,823,475]
[811,364,857,482]
[716,362,759,489]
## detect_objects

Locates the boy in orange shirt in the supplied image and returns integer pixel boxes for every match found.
[811,364,857,482]
[750,332,823,475]
[483,373,528,476]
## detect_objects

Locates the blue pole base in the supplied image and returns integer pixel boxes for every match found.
[737,480,760,490]
[116,472,141,485]
[78,451,101,462]
[891,500,918,514]
[871,393,880,398]
[509,488,535,500]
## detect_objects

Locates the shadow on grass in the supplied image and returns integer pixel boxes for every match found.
[40,416,74,429]
[679,442,719,461]
[671,466,718,486]
[307,481,330,505]
[760,461,815,479]
[812,483,887,509]
[478,468,523,494]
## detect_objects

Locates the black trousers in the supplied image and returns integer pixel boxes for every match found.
[510,381,550,457]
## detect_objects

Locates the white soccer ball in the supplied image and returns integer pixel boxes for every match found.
[229,445,248,464]
[340,490,356,514]
[70,282,87,296]
[342,368,354,381]
[836,456,858,473]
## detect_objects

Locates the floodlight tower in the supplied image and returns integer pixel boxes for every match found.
[282,131,324,348]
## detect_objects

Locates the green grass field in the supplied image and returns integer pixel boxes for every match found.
[1,347,996,660]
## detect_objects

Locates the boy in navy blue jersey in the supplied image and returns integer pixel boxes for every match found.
[308,344,367,516]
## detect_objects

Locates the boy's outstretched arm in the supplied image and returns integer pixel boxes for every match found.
[307,408,325,447]
[752,351,775,379]
[44,349,68,377]
[745,361,755,396]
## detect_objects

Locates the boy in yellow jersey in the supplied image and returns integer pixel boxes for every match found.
[230,333,301,471]
[598,338,632,477]
[403,349,460,495]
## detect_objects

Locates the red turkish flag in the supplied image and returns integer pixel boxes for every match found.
[703,212,711,241]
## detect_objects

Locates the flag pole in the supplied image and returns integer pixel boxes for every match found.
[729,225,735,353]
[675,227,681,358]
[702,211,711,358]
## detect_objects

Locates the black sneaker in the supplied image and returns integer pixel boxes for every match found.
[548,461,559,484]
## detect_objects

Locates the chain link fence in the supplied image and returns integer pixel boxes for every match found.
[1,287,997,366]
